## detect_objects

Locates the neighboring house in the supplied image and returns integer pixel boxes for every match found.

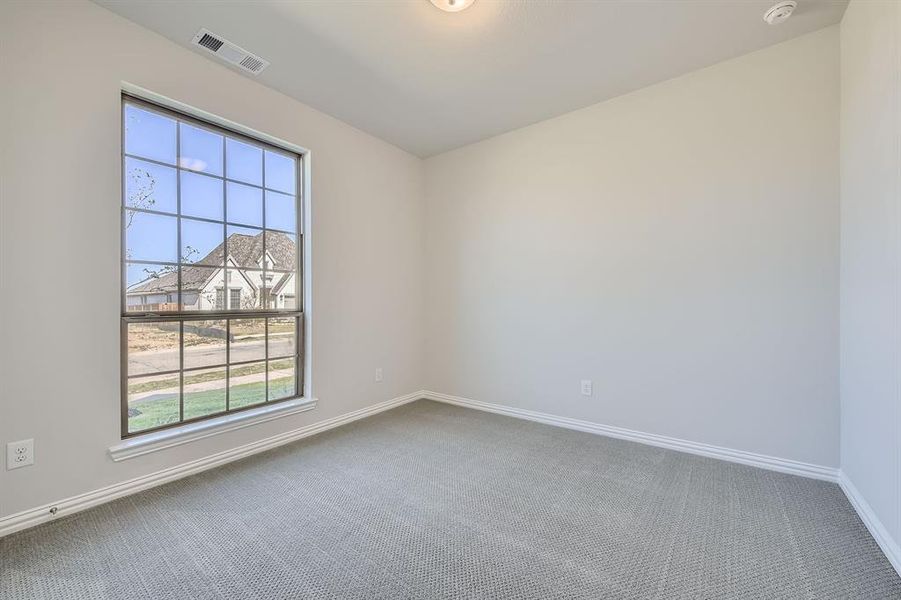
[126,231,297,311]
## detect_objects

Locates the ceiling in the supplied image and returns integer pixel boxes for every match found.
[94,0,848,157]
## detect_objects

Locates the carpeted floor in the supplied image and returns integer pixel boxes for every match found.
[1,400,899,599]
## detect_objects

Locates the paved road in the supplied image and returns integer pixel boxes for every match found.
[129,337,295,376]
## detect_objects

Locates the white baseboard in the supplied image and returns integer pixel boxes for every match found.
[0,391,423,538]
[839,471,901,578]
[422,391,839,482]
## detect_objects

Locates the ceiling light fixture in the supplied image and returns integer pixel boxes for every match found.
[763,1,797,25]
[429,0,475,13]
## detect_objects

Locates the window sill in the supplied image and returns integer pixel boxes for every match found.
[109,398,317,462]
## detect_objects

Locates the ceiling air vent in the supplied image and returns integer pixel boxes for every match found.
[190,28,270,75]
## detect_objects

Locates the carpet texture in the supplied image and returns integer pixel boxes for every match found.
[1,400,899,599]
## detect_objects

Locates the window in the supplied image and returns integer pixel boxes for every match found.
[121,94,303,438]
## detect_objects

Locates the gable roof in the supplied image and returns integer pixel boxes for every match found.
[127,230,296,295]
[222,230,296,272]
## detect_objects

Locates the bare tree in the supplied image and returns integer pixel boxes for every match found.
[241,287,260,310]
[125,170,220,309]
[125,167,157,230]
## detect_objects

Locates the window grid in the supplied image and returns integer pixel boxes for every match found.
[121,94,303,439]
[122,99,300,315]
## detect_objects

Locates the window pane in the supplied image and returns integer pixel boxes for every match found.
[264,231,297,271]
[222,268,262,309]
[229,361,266,409]
[183,367,226,420]
[267,317,296,358]
[222,224,265,306]
[181,171,223,221]
[226,138,262,186]
[179,123,223,175]
[126,211,177,263]
[226,181,262,227]
[264,150,297,194]
[181,266,225,311]
[268,359,296,401]
[128,375,180,434]
[124,104,176,165]
[226,224,263,262]
[230,318,266,363]
[181,218,224,266]
[266,271,297,309]
[124,157,177,214]
[265,190,296,233]
[264,150,295,194]
[183,319,227,369]
[224,268,262,309]
[125,263,179,312]
[127,322,181,376]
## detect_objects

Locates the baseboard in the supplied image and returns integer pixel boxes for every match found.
[839,471,901,578]
[0,391,423,538]
[422,391,839,482]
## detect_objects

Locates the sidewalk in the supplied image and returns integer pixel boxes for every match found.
[130,368,294,403]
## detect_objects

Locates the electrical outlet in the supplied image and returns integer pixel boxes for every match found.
[7,439,34,470]
[375,368,384,383]
[580,380,592,396]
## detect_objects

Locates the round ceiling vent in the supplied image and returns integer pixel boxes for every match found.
[763,1,798,25]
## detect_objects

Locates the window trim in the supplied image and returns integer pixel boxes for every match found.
[108,397,318,462]
[120,89,309,440]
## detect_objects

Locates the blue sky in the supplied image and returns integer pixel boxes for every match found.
[124,104,297,286]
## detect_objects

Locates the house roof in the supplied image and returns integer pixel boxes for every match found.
[223,230,296,273]
[127,231,296,295]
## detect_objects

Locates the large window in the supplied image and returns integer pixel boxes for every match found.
[121,95,303,437]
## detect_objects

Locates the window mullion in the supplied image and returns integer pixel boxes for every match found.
[178,321,184,422]
[225,318,231,412]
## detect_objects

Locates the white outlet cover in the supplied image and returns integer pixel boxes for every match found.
[580,380,592,396]
[375,368,384,383]
[7,439,34,470]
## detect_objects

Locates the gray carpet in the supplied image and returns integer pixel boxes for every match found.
[1,400,899,599]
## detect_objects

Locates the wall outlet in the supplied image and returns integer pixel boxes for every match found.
[7,439,34,470]
[580,380,592,396]
[375,368,384,383]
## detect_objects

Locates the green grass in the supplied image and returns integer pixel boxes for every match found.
[128,375,296,433]
[128,359,294,395]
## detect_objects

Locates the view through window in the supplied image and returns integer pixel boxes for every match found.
[121,95,303,437]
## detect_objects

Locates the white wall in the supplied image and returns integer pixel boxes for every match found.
[0,1,862,526]
[424,28,840,467]
[0,1,424,519]
[839,0,901,566]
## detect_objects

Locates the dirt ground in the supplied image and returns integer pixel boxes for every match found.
[128,320,295,352]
